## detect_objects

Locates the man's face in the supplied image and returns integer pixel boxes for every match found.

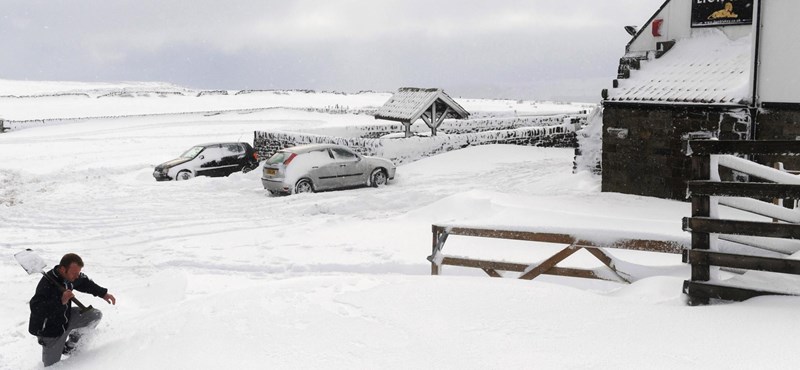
[59,263,82,282]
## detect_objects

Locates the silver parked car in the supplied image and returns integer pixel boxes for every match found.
[261,144,396,194]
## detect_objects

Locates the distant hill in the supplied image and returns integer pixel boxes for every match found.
[0,79,189,97]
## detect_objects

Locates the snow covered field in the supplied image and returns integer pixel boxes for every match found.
[1,81,799,369]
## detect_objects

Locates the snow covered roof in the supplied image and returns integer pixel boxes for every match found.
[606,31,753,105]
[374,87,469,123]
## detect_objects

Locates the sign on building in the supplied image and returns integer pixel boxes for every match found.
[691,0,754,27]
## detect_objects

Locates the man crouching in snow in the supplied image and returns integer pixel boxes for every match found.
[28,253,116,367]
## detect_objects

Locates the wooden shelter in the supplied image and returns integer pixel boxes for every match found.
[374,87,470,137]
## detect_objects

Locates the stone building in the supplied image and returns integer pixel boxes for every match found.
[600,0,800,199]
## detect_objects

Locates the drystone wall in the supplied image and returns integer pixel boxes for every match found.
[303,114,585,139]
[254,124,577,165]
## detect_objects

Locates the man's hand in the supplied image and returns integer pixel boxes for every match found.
[61,290,74,305]
[103,293,116,305]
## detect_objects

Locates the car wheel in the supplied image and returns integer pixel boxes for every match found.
[295,179,314,194]
[242,162,257,174]
[176,170,194,181]
[370,169,388,187]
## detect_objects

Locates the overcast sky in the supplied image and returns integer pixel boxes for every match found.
[1,0,664,102]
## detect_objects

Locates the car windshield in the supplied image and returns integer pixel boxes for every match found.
[266,151,291,165]
[180,146,204,159]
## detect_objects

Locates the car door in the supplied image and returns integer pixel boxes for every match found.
[218,143,246,176]
[195,145,226,177]
[330,147,365,187]
[307,149,339,190]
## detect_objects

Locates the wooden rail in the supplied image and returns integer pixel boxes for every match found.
[684,250,800,274]
[687,181,800,199]
[683,218,800,239]
[683,140,800,305]
[686,140,800,155]
[428,225,683,283]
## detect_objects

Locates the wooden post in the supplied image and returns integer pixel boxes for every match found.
[431,103,437,137]
[430,226,448,275]
[433,106,450,135]
[688,154,711,305]
[773,162,782,221]
[431,225,440,275]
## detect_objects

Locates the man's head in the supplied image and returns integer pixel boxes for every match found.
[57,253,84,282]
[725,2,733,11]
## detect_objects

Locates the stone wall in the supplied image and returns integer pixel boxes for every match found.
[302,113,584,139]
[601,104,751,199]
[254,124,577,165]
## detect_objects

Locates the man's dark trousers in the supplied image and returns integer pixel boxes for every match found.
[39,308,102,367]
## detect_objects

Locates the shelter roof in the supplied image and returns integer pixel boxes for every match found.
[375,87,469,123]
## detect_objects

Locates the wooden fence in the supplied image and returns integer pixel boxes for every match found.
[683,140,800,305]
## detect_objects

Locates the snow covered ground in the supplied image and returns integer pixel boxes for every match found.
[1,81,799,369]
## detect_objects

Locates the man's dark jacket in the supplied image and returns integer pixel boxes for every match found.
[28,266,107,337]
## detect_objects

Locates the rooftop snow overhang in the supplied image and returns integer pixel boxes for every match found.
[606,30,753,106]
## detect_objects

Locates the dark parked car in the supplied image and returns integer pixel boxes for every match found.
[153,142,259,181]
[261,144,396,194]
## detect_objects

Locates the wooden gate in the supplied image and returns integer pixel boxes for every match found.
[428,225,683,282]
